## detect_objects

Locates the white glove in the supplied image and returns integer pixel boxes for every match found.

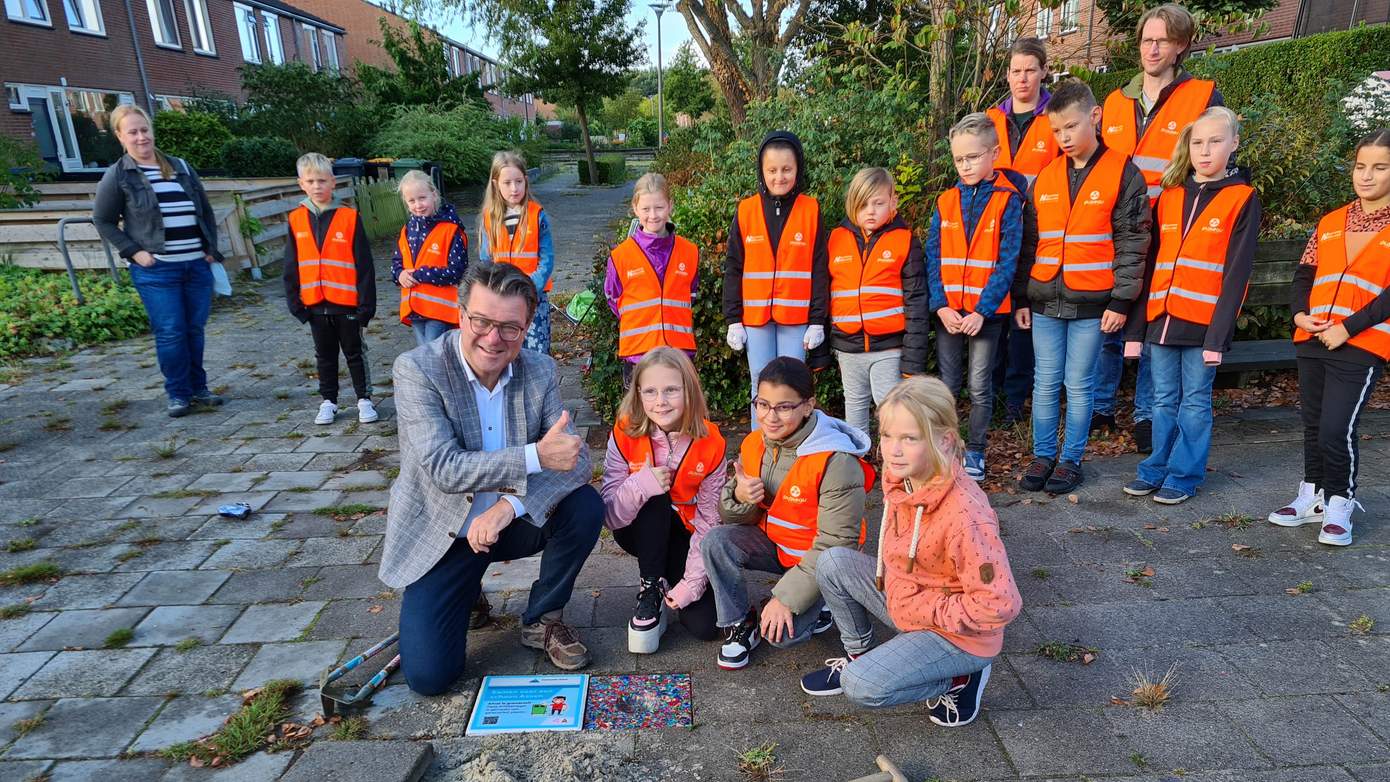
[726,323,747,351]
[803,324,825,350]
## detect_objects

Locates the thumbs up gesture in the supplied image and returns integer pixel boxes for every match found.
[732,461,765,506]
[538,410,582,471]
[644,455,673,495]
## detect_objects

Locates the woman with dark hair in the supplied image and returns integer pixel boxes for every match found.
[93,104,224,417]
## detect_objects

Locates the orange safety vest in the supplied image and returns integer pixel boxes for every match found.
[612,235,699,358]
[738,194,819,326]
[1146,184,1254,326]
[290,206,359,308]
[1102,79,1215,204]
[485,200,551,292]
[1293,204,1390,360]
[936,179,1018,316]
[1031,149,1127,293]
[397,222,464,326]
[612,417,725,533]
[987,106,1060,185]
[827,225,912,342]
[738,430,874,568]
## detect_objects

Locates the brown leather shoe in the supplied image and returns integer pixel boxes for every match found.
[469,594,491,630]
[521,612,591,671]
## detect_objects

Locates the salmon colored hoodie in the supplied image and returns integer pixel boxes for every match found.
[876,465,1022,658]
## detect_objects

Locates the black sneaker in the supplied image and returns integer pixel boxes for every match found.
[627,577,668,654]
[801,656,854,696]
[717,610,761,670]
[1089,412,1116,434]
[1044,461,1084,494]
[1018,457,1055,492]
[191,392,224,407]
[469,593,491,630]
[811,607,833,635]
[929,663,991,727]
[1134,419,1153,454]
[167,399,191,418]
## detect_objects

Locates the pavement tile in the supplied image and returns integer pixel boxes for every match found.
[119,644,258,697]
[185,492,278,516]
[286,536,379,568]
[112,540,219,572]
[198,538,301,570]
[1219,696,1390,765]
[129,694,243,753]
[1219,639,1376,695]
[0,760,53,780]
[117,494,206,519]
[278,740,433,782]
[186,472,268,494]
[4,696,164,759]
[301,598,398,642]
[990,706,1143,777]
[0,700,52,744]
[117,570,231,606]
[159,749,294,781]
[0,611,56,653]
[47,758,174,781]
[11,648,158,699]
[133,605,245,646]
[207,567,311,604]
[261,490,345,513]
[16,607,151,652]
[28,572,144,610]
[230,640,348,690]
[256,470,333,491]
[220,600,327,644]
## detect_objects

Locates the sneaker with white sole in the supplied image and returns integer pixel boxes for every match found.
[963,450,986,481]
[314,400,338,425]
[811,606,834,635]
[800,655,857,696]
[357,398,379,423]
[627,577,668,654]
[928,663,991,727]
[1268,481,1324,527]
[717,610,761,670]
[1319,495,1358,546]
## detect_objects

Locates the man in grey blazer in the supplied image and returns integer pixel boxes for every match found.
[381,261,603,696]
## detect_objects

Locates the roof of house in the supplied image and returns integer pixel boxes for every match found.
[244,0,346,33]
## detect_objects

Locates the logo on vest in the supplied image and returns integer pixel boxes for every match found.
[1106,125,1122,134]
[626,267,643,279]
[833,254,853,264]
[880,250,892,259]
[745,234,765,244]
[430,243,440,252]
[1161,222,1179,233]
[1082,190,1104,206]
[792,232,805,244]
[1039,193,1059,203]
[335,231,344,241]
[941,219,960,229]
[678,262,687,273]
[1202,217,1222,233]
[1322,230,1343,242]
[1035,140,1046,150]
[1166,120,1178,132]
[695,461,706,473]
[789,485,802,498]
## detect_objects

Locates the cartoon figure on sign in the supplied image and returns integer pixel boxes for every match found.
[550,695,567,715]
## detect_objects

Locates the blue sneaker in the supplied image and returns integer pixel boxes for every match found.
[1123,479,1159,497]
[1152,487,1192,505]
[929,663,991,727]
[811,607,834,635]
[800,656,853,696]
[963,450,986,481]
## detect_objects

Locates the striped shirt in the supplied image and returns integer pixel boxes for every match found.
[139,165,205,263]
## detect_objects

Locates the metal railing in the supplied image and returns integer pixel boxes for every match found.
[56,217,120,305]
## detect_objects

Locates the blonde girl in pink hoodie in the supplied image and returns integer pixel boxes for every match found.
[600,348,727,654]
[799,375,1022,727]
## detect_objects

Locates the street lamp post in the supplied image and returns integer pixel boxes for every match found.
[650,2,668,148]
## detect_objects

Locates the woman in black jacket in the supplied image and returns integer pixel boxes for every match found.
[93,104,224,418]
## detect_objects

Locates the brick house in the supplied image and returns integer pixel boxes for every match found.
[2,0,344,173]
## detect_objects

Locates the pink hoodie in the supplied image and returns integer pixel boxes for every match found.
[600,428,726,608]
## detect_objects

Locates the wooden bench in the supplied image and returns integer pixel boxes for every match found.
[1217,238,1302,375]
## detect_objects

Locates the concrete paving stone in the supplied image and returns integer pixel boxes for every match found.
[286,536,379,568]
[120,515,216,543]
[1338,692,1390,743]
[230,640,348,690]
[256,470,333,491]
[266,512,344,538]
[1181,767,1359,782]
[1324,586,1390,634]
[480,555,544,593]
[637,717,873,782]
[198,538,302,570]
[360,683,476,740]
[5,696,164,759]
[16,607,151,652]
[262,490,345,513]
[112,540,219,573]
[294,435,367,453]
[279,740,432,782]
[186,492,278,516]
[302,598,399,642]
[0,760,53,781]
[0,651,56,698]
[1004,650,1135,707]
[0,498,61,524]
[232,436,305,454]
[1220,639,1376,696]
[185,472,269,494]
[1217,593,1350,641]
[133,605,245,646]
[321,470,389,491]
[118,570,232,606]
[117,494,207,519]
[115,473,198,497]
[990,706,1143,777]
[207,567,311,604]
[42,475,134,500]
[0,700,53,744]
[28,572,143,610]
[1350,764,1390,782]
[174,439,244,457]
[129,694,243,753]
[220,600,327,644]
[302,452,366,471]
[1026,598,1255,650]
[456,625,540,679]
[240,452,316,471]
[44,495,138,521]
[350,513,388,536]
[301,564,391,600]
[47,758,174,781]
[1104,701,1271,772]
[159,749,296,781]
[11,648,158,699]
[1329,635,1390,685]
[1220,696,1390,766]
[0,612,55,653]
[188,512,286,540]
[119,644,258,696]
[873,712,1017,781]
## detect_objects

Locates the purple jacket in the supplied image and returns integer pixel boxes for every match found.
[604,223,697,362]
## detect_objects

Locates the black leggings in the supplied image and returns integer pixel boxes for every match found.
[309,313,370,402]
[612,495,719,641]
[1299,355,1384,500]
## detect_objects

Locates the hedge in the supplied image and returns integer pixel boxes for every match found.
[577,154,627,185]
[221,136,301,178]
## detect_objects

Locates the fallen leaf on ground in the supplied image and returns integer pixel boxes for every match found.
[367,604,383,614]
[1067,494,1079,504]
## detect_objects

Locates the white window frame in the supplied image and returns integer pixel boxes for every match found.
[262,11,283,64]
[63,0,103,34]
[321,28,338,71]
[5,0,51,26]
[184,0,214,54]
[145,0,180,48]
[1060,0,1079,33]
[234,3,259,63]
[1036,5,1053,37]
[6,84,25,110]
[304,22,321,70]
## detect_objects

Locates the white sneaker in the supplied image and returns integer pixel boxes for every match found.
[1319,495,1357,546]
[357,398,379,423]
[1268,481,1324,527]
[314,400,338,425]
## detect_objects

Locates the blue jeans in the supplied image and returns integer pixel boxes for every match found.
[410,317,453,347]
[700,524,822,647]
[128,259,213,403]
[993,320,1034,412]
[1138,344,1217,494]
[1031,314,1104,464]
[398,485,604,695]
[745,323,806,424]
[1094,331,1153,422]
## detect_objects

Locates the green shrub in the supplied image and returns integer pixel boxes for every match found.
[371,104,520,185]
[0,136,47,208]
[0,267,148,359]
[221,136,301,177]
[154,110,233,170]
[240,62,378,157]
[576,154,627,185]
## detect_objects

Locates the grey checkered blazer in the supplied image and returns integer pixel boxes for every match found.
[378,335,591,589]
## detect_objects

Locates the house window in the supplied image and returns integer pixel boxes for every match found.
[145,0,180,47]
[234,3,259,62]
[1060,0,1079,33]
[184,0,214,54]
[5,0,50,24]
[65,88,132,168]
[6,84,25,110]
[262,12,283,63]
[63,0,103,34]
[320,29,338,71]
[1036,5,1053,37]
[304,23,321,70]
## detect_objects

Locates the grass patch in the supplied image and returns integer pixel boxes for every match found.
[153,438,179,459]
[159,679,303,767]
[14,713,44,737]
[1035,641,1098,665]
[42,417,72,432]
[314,504,384,521]
[15,517,40,527]
[1195,513,1255,530]
[115,520,141,533]
[1129,664,1178,711]
[1122,565,1155,588]
[4,537,36,553]
[0,441,15,452]
[174,637,203,653]
[0,561,62,586]
[1285,580,1314,596]
[329,716,367,741]
[1231,543,1263,559]
[115,549,144,563]
[101,399,129,416]
[1350,614,1376,635]
[1030,567,1050,580]
[151,489,214,499]
[0,603,32,619]
[299,576,322,589]
[103,627,135,648]
[735,741,782,782]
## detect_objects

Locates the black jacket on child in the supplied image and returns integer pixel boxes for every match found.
[283,203,377,324]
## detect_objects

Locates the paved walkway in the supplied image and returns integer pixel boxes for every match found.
[0,174,1385,781]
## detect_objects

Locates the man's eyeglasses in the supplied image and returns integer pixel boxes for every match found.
[462,309,525,343]
[753,398,808,417]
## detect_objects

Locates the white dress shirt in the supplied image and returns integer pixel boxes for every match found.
[456,337,542,539]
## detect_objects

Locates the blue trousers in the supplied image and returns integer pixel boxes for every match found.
[745,323,806,427]
[1094,330,1153,422]
[993,319,1034,412]
[1031,314,1104,464]
[410,317,453,347]
[1137,345,1217,494]
[128,259,213,403]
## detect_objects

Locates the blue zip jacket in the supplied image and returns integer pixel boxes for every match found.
[925,170,1026,318]
[391,201,469,288]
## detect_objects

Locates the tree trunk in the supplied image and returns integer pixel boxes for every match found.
[926,0,953,141]
[575,100,600,185]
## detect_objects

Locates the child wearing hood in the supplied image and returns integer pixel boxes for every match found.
[392,170,468,347]
[702,357,874,670]
[722,131,831,420]
[800,375,1021,728]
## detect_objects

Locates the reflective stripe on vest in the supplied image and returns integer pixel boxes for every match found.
[291,206,359,308]
[485,201,550,291]
[738,430,874,569]
[613,417,725,534]
[827,226,912,336]
[987,106,1060,183]
[1294,204,1390,359]
[1101,79,1215,205]
[1031,149,1126,292]
[398,222,463,326]
[1146,184,1253,326]
[738,194,819,326]
[612,235,699,357]
[936,180,1018,315]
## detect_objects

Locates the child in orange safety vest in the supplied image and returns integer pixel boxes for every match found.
[392,170,468,348]
[1120,107,1259,506]
[605,173,699,388]
[284,153,378,426]
[1267,129,1390,547]
[478,151,554,353]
